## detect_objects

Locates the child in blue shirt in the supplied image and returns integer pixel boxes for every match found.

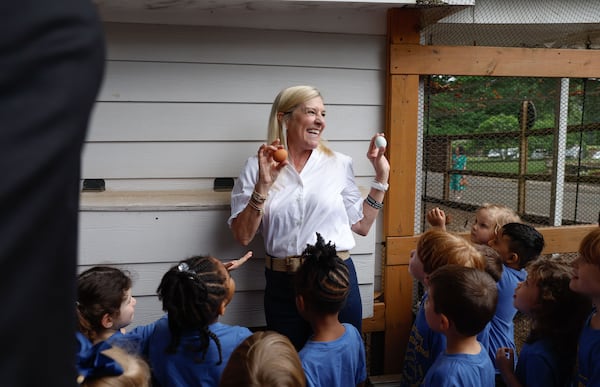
[295,233,367,387]
[77,266,138,347]
[496,256,589,387]
[423,265,497,387]
[400,229,487,387]
[132,256,252,387]
[76,266,146,384]
[569,227,600,386]
[487,223,544,375]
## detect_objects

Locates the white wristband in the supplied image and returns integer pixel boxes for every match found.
[370,179,389,192]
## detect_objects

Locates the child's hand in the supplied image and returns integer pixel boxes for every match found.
[224,251,252,271]
[495,347,514,373]
[427,207,447,229]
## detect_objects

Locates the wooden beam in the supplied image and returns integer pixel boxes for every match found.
[383,8,421,374]
[386,224,598,266]
[362,301,385,333]
[391,44,600,78]
[383,262,414,372]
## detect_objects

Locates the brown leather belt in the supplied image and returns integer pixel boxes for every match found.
[266,251,350,273]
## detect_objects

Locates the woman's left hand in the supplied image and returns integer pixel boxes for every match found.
[367,133,390,182]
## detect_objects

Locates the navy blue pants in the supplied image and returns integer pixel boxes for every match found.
[264,257,363,350]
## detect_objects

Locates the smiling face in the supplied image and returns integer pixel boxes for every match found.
[471,208,496,245]
[283,96,326,152]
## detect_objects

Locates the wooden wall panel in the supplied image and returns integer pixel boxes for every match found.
[80,208,376,265]
[81,141,383,179]
[88,103,383,142]
[104,23,385,70]
[79,22,386,337]
[98,61,383,105]
[128,283,375,330]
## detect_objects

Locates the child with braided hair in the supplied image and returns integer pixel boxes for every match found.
[295,233,367,387]
[132,255,252,386]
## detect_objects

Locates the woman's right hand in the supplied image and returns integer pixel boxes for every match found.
[256,139,288,193]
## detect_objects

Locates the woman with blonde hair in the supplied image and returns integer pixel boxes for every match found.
[229,85,390,349]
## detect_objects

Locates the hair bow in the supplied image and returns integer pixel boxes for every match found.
[76,332,124,383]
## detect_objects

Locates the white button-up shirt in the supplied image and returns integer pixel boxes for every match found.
[229,148,364,257]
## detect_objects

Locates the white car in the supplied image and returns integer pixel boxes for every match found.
[487,149,501,158]
[592,150,600,160]
[565,146,580,159]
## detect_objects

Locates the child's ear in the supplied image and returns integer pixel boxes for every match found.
[101,313,113,329]
[506,252,520,266]
[439,313,450,332]
[218,300,227,316]
[423,275,431,288]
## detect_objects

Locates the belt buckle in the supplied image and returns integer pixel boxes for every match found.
[285,256,303,273]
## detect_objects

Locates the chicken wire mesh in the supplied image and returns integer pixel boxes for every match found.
[415,2,600,234]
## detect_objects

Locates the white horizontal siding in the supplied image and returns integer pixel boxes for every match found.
[103,23,385,69]
[89,103,383,141]
[82,141,380,179]
[98,62,383,104]
[80,22,385,330]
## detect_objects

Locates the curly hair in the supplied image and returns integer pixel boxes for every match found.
[524,256,590,376]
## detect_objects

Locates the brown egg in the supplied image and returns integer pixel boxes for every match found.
[273,148,288,163]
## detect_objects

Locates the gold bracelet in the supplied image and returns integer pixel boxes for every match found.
[248,199,264,215]
[252,190,267,204]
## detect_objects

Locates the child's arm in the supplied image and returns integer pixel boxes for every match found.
[224,251,252,271]
[427,207,448,230]
[495,347,523,387]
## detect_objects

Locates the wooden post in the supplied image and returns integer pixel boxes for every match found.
[383,7,420,374]
[518,101,529,214]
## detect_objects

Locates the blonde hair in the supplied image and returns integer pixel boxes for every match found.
[267,85,333,156]
[579,228,600,266]
[81,347,150,387]
[478,203,521,236]
[417,229,485,274]
[220,331,306,387]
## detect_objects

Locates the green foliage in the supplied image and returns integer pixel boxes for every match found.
[426,76,599,155]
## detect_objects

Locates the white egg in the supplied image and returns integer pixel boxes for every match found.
[375,136,387,148]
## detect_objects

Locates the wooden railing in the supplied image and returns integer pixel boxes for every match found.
[363,224,598,373]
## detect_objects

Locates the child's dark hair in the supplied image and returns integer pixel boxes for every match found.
[157,256,229,364]
[77,266,132,342]
[474,244,504,282]
[501,223,545,268]
[294,233,350,315]
[524,256,590,375]
[428,265,498,337]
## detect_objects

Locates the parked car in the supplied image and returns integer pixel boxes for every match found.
[565,145,581,159]
[591,150,600,160]
[506,147,519,159]
[487,149,501,158]
[530,149,547,160]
